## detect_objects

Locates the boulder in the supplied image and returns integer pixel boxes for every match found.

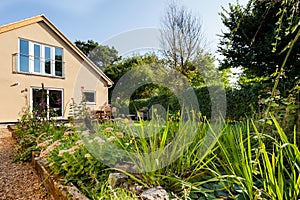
[108,173,128,188]
[140,186,169,200]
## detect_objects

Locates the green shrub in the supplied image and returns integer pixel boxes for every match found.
[12,109,68,162]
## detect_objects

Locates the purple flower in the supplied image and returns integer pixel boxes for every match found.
[39,101,46,106]
[116,97,120,100]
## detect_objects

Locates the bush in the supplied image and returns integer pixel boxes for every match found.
[129,85,263,121]
[13,109,69,162]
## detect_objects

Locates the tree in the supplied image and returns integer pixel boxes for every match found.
[75,40,120,69]
[187,51,218,88]
[218,0,300,89]
[104,54,163,99]
[160,0,207,77]
[75,40,98,55]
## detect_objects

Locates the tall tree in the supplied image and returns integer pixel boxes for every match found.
[218,0,300,88]
[160,0,207,77]
[75,40,98,55]
[75,40,120,69]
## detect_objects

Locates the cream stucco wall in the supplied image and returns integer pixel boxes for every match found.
[0,21,109,122]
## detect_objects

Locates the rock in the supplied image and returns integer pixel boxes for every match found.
[108,173,128,188]
[129,184,144,195]
[115,162,139,172]
[140,186,169,200]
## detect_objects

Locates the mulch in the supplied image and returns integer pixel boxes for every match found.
[0,128,51,200]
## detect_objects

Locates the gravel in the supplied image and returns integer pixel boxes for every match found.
[0,128,51,200]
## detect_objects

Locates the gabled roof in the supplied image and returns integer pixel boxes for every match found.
[0,15,113,86]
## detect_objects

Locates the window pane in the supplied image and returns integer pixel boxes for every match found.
[84,91,96,103]
[32,88,47,117]
[19,40,29,72]
[45,47,51,74]
[49,90,63,117]
[55,48,63,76]
[34,44,41,73]
[20,39,29,55]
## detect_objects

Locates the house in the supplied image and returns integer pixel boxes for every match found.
[0,15,113,123]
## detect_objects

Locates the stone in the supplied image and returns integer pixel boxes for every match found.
[129,184,144,195]
[108,173,128,188]
[140,186,169,200]
[114,162,139,172]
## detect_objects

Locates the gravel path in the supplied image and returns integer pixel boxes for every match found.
[0,128,51,200]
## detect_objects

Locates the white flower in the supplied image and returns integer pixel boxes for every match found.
[40,140,61,157]
[107,136,115,142]
[105,127,114,132]
[75,140,83,146]
[63,131,71,136]
[115,132,124,138]
[58,150,67,157]
[88,139,94,144]
[82,130,90,136]
[94,137,106,144]
[37,140,51,147]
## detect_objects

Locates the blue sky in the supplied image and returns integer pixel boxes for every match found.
[0,0,248,56]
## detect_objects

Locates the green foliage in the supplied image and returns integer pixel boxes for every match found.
[187,51,217,88]
[12,105,300,199]
[38,122,134,198]
[258,81,300,138]
[105,54,163,99]
[218,0,300,88]
[12,108,68,162]
[258,115,300,200]
[209,117,300,200]
[75,40,120,68]
[75,40,98,55]
[130,85,263,121]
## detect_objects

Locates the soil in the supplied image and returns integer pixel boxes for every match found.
[0,128,51,200]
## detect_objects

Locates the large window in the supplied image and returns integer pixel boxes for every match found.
[32,88,63,118]
[18,39,64,77]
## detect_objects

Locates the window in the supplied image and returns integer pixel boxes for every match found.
[44,46,51,74]
[18,39,64,77]
[55,48,63,76]
[32,88,63,118]
[34,44,41,73]
[19,39,29,72]
[83,91,96,104]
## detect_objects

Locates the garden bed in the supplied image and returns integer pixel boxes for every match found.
[31,152,88,200]
[10,111,300,199]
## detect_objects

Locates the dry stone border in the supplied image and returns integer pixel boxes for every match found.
[31,154,89,200]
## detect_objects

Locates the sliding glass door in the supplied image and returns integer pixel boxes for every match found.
[31,88,63,118]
